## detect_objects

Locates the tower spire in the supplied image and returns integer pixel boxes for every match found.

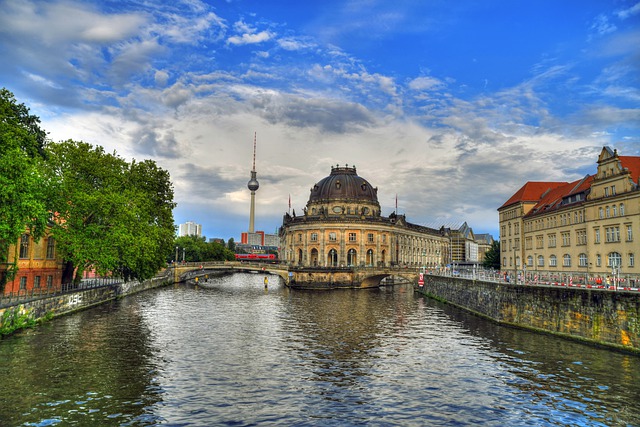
[247,132,260,234]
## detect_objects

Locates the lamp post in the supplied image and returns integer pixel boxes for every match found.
[513,246,518,285]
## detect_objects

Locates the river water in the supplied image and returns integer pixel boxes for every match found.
[1,273,639,426]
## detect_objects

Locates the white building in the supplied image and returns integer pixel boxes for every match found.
[178,221,202,237]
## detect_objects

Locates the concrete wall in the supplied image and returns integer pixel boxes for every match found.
[416,275,640,353]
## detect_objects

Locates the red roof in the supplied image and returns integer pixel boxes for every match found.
[525,175,594,217]
[499,181,567,209]
[620,156,640,183]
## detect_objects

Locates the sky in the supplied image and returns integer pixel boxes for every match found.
[1,0,639,241]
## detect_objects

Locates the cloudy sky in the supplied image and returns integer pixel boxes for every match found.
[1,0,639,241]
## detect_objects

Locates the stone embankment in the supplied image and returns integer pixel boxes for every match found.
[415,275,640,354]
[0,272,173,337]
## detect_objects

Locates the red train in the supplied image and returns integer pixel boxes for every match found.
[235,253,277,262]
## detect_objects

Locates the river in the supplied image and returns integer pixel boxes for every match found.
[1,273,639,426]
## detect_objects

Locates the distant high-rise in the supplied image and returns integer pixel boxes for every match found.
[178,221,202,237]
[247,132,260,233]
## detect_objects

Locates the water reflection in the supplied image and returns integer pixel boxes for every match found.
[0,274,638,426]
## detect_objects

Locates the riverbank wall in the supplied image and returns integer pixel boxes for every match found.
[415,275,640,354]
[0,272,173,337]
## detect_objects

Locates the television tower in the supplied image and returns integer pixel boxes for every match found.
[247,132,259,233]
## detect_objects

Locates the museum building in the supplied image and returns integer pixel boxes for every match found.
[279,165,450,268]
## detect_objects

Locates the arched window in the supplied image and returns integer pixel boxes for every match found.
[297,249,303,265]
[563,254,571,267]
[620,203,625,216]
[380,249,386,267]
[549,255,557,267]
[608,252,622,268]
[579,253,588,267]
[527,255,533,267]
[347,248,357,266]
[310,248,319,266]
[537,255,544,267]
[328,249,338,267]
[366,249,374,266]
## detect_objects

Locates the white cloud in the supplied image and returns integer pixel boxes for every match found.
[228,30,274,46]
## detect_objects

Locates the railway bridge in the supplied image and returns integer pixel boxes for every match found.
[170,262,420,289]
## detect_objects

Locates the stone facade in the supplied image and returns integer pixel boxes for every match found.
[280,165,450,268]
[499,147,640,280]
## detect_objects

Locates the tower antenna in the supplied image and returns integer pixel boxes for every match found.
[252,131,257,172]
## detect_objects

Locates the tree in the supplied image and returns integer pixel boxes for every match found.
[173,235,235,263]
[482,240,501,270]
[227,238,235,252]
[0,89,50,290]
[45,140,176,283]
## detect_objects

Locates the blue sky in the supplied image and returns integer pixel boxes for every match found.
[1,0,639,241]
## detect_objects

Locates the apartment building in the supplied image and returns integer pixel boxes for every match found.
[499,146,639,280]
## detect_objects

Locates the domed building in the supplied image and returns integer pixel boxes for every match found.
[280,165,450,268]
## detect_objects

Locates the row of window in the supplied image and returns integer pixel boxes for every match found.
[19,235,56,259]
[518,225,633,250]
[19,275,55,289]
[598,203,625,219]
[508,252,634,269]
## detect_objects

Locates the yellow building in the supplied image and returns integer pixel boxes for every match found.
[499,147,640,283]
[280,165,450,268]
[1,229,62,295]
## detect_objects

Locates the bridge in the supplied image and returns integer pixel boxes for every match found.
[169,261,421,289]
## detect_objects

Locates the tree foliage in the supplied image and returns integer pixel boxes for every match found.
[174,235,235,263]
[0,89,50,289]
[45,140,177,283]
[482,240,501,270]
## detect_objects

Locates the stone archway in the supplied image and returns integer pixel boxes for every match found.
[328,249,338,267]
[366,249,374,266]
[297,248,303,265]
[347,248,357,266]
[310,248,319,266]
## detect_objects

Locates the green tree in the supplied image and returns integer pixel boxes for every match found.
[482,240,501,270]
[227,237,235,252]
[45,140,176,283]
[0,89,50,290]
[174,235,235,263]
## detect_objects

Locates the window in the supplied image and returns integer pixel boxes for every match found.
[298,233,302,242]
[20,277,27,289]
[605,206,610,217]
[627,225,633,242]
[548,234,556,248]
[46,275,53,288]
[549,255,557,267]
[382,234,387,243]
[611,185,616,195]
[561,232,570,246]
[605,187,609,197]
[311,233,318,242]
[608,252,622,268]
[606,226,620,243]
[596,254,601,267]
[527,256,533,267]
[329,232,337,242]
[19,234,30,259]
[594,228,600,243]
[46,238,55,259]
[629,253,635,268]
[563,254,571,267]
[576,230,586,245]
[579,253,588,267]
[368,233,374,243]
[620,203,625,216]
[348,233,356,242]
[537,255,544,267]
[34,276,41,288]
[612,205,617,217]
[536,235,543,249]
[599,208,604,219]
